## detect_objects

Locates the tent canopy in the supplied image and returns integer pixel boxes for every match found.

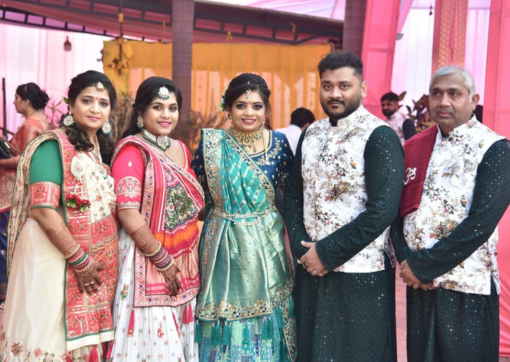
[1,0,343,45]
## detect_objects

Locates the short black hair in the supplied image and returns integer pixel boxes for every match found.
[381,92,399,103]
[290,107,315,128]
[317,51,363,80]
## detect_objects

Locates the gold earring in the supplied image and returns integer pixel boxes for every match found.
[228,114,233,129]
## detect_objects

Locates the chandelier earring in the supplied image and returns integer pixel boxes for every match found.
[228,114,234,130]
[63,113,74,127]
[137,116,144,130]
[102,120,112,134]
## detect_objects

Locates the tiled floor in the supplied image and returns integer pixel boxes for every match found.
[0,280,509,361]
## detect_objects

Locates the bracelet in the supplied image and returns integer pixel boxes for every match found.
[144,243,162,258]
[153,253,172,269]
[64,245,81,259]
[148,247,167,263]
[74,259,93,273]
[156,257,174,271]
[69,249,91,271]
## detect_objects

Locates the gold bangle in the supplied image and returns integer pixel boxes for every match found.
[64,244,81,259]
[144,243,162,258]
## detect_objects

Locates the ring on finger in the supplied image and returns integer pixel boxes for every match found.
[84,283,90,286]
[90,281,95,285]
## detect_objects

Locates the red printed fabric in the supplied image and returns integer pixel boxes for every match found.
[112,144,145,210]
[29,181,61,210]
[111,137,205,307]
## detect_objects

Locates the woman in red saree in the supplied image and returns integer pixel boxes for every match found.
[0,83,50,302]
[110,77,204,361]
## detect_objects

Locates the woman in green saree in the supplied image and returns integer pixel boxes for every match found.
[192,73,296,361]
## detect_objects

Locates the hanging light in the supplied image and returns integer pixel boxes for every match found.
[64,36,72,51]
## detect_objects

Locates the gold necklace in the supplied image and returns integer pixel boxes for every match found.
[232,129,263,152]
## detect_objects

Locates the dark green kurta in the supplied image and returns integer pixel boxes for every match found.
[391,139,510,362]
[285,126,404,362]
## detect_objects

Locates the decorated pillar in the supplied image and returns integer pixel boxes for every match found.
[431,0,468,73]
[360,0,400,118]
[483,0,510,356]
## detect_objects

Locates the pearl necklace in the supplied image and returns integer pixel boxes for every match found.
[142,129,171,151]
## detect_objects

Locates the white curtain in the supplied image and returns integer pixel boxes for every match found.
[392,0,490,111]
[0,24,107,133]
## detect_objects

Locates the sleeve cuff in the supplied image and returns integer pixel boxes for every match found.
[29,182,61,210]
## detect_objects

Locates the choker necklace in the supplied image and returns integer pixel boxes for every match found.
[232,129,263,152]
[142,129,171,151]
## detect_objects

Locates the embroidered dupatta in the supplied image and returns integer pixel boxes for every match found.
[195,129,294,322]
[7,129,118,350]
[112,137,205,307]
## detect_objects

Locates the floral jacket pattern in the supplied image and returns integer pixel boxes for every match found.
[301,106,394,273]
[403,119,505,295]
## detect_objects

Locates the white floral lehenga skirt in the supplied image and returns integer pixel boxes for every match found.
[111,229,198,361]
[0,219,106,361]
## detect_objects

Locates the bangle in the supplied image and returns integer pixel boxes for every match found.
[69,249,91,271]
[144,243,162,258]
[64,245,81,259]
[156,257,174,271]
[74,259,93,273]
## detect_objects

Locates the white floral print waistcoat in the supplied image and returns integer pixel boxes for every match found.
[404,118,505,295]
[301,106,394,273]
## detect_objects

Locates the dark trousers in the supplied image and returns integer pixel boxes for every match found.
[293,255,396,362]
[407,281,499,362]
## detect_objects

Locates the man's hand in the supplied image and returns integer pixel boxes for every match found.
[399,260,432,290]
[300,241,328,277]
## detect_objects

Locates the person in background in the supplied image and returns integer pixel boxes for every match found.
[381,91,416,143]
[275,107,315,154]
[0,82,50,306]
[474,104,483,123]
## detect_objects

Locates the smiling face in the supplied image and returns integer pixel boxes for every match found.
[428,73,479,135]
[228,90,266,134]
[319,67,367,123]
[68,86,111,135]
[140,92,179,137]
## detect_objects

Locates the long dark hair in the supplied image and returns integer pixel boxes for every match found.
[223,73,272,118]
[16,83,50,110]
[123,77,183,138]
[59,70,117,165]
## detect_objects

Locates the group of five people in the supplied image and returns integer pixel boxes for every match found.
[0,50,508,362]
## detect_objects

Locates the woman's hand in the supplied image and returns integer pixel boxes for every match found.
[159,264,181,296]
[74,259,105,294]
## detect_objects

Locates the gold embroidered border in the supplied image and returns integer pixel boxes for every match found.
[195,278,294,321]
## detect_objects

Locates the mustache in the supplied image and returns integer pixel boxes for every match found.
[327,99,345,105]
[436,107,454,115]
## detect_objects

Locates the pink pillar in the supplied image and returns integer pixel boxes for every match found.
[483,0,510,356]
[360,0,400,118]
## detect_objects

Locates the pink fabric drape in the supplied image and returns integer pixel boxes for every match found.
[361,0,400,118]
[483,0,510,356]
[397,0,415,33]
